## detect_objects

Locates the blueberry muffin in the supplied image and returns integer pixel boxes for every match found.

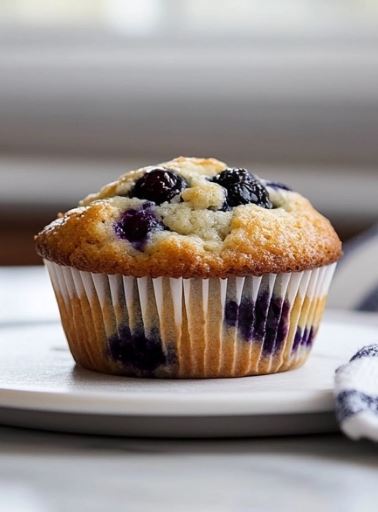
[35,157,341,378]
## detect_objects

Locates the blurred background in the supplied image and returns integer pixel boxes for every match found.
[0,0,377,265]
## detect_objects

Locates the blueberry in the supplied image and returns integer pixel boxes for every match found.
[212,168,272,209]
[130,168,186,205]
[223,294,290,353]
[293,327,303,351]
[225,300,238,327]
[114,204,164,250]
[108,325,167,376]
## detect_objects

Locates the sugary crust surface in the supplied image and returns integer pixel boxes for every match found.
[35,157,342,277]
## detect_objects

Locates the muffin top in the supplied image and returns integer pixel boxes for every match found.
[35,156,342,277]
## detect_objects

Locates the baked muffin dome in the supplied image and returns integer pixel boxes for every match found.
[35,157,341,278]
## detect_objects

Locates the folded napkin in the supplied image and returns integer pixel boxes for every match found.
[335,344,378,442]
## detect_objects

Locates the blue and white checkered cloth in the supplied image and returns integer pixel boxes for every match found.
[330,224,378,441]
[335,345,378,441]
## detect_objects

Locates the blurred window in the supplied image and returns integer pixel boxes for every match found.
[1,0,378,38]
[1,0,378,166]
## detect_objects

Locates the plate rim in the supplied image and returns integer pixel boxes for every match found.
[0,387,334,416]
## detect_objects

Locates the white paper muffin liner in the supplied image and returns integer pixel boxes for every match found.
[45,260,336,378]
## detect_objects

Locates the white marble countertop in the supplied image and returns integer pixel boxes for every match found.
[0,267,377,511]
[0,427,377,512]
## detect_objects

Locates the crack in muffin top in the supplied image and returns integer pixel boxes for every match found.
[35,156,342,277]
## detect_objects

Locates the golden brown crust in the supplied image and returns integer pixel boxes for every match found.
[35,157,342,277]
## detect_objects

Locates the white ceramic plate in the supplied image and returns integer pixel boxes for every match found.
[0,311,377,437]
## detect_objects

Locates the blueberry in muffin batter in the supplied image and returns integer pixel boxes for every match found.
[114,202,165,250]
[108,324,167,376]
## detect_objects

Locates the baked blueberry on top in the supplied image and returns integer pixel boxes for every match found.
[212,168,272,209]
[35,156,341,277]
[129,168,187,205]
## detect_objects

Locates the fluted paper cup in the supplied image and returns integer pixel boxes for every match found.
[45,260,336,378]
